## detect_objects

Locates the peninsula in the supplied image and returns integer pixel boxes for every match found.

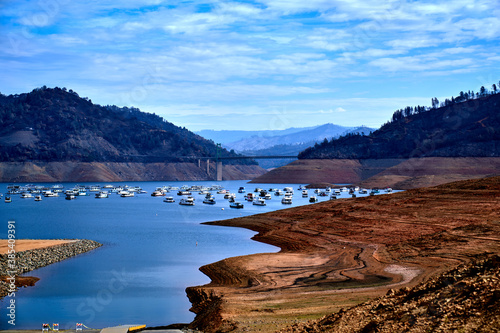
[186,176,500,332]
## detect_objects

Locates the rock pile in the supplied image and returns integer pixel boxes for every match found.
[282,254,500,333]
[0,239,102,297]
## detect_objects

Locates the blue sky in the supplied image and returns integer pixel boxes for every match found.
[1,0,499,131]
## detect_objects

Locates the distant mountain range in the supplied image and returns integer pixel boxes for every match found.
[0,87,255,165]
[196,127,317,145]
[226,124,374,152]
[198,124,374,169]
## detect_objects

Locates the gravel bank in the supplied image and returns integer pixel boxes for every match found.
[0,239,102,298]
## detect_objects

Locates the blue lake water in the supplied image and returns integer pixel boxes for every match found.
[0,180,360,330]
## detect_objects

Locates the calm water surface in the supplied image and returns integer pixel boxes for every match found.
[0,180,351,329]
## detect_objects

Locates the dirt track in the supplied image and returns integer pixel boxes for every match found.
[186,176,500,332]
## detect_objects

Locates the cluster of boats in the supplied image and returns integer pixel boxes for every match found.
[1,183,393,205]
[1,183,148,202]
[157,185,245,208]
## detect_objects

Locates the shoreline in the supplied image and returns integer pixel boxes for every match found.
[0,239,102,298]
[186,176,500,332]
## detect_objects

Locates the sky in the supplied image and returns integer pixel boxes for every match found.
[1,0,499,131]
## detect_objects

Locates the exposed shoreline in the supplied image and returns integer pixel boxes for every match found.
[249,157,500,189]
[186,176,500,332]
[0,239,102,298]
[0,161,265,183]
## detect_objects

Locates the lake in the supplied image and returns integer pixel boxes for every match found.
[0,180,362,329]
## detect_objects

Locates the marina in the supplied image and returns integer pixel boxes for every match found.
[0,180,394,329]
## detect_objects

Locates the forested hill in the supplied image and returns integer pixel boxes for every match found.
[299,88,500,159]
[0,87,254,164]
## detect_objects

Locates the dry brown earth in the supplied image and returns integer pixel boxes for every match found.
[250,157,500,190]
[0,162,265,182]
[186,176,500,332]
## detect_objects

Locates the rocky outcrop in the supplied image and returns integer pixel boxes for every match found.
[185,287,236,333]
[0,239,102,298]
[283,254,500,332]
[0,162,266,182]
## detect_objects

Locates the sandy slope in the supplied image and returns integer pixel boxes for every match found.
[186,176,500,332]
[0,239,76,254]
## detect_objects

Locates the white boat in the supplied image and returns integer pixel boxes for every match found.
[95,191,108,198]
[151,190,165,197]
[164,196,175,203]
[245,193,255,201]
[359,189,368,194]
[217,189,227,194]
[309,196,318,203]
[264,193,272,200]
[177,190,191,196]
[385,188,393,193]
[89,185,101,192]
[120,191,134,197]
[283,187,294,194]
[5,196,12,203]
[302,190,308,197]
[281,196,292,204]
[238,187,246,193]
[65,193,77,200]
[230,202,244,209]
[253,198,266,206]
[34,195,42,201]
[274,189,283,196]
[43,191,59,197]
[179,197,195,206]
[78,189,89,196]
[203,196,216,205]
[21,192,33,198]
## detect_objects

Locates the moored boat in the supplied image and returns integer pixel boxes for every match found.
[95,191,109,198]
[179,197,195,206]
[229,202,244,209]
[164,196,175,203]
[253,198,266,206]
[281,196,292,204]
[203,196,216,205]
